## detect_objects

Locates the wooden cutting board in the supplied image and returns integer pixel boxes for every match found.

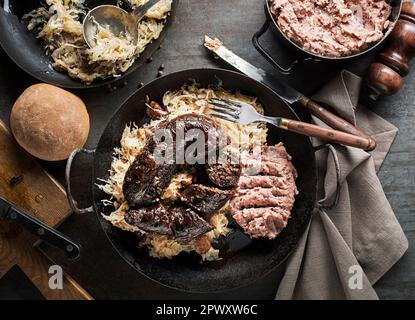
[0,120,92,300]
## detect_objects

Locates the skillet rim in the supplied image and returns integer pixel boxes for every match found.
[90,67,317,293]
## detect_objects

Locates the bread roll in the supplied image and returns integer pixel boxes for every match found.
[10,84,90,161]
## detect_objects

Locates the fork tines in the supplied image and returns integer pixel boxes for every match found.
[211,107,239,118]
[210,98,241,110]
[209,98,241,123]
[209,112,238,123]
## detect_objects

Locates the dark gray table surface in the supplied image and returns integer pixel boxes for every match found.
[0,0,414,299]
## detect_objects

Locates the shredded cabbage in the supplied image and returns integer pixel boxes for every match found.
[97,82,267,260]
[23,0,172,83]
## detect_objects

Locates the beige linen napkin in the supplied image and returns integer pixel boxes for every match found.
[275,70,408,300]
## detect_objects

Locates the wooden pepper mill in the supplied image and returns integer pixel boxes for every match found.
[366,1,415,97]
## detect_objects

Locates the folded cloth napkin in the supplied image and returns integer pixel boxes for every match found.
[275,70,408,300]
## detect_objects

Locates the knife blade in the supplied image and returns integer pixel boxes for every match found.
[0,196,11,219]
[0,196,81,259]
[205,36,304,105]
[204,36,376,149]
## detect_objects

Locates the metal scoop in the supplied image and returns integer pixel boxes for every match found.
[83,0,162,48]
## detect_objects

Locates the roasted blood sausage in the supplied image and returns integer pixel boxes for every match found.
[206,161,241,188]
[123,114,242,243]
[125,204,213,243]
[163,114,223,161]
[123,147,178,206]
[180,184,233,216]
[123,114,238,207]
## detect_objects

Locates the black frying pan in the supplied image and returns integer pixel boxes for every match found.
[0,0,179,89]
[64,68,339,293]
[253,0,403,74]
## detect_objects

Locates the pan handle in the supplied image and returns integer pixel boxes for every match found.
[252,12,321,75]
[65,148,95,214]
[252,19,301,74]
[314,144,341,210]
[0,197,81,260]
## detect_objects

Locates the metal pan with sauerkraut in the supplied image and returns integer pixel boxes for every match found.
[96,81,299,261]
[66,69,317,292]
[21,0,173,84]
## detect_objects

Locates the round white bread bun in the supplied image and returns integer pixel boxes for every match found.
[10,84,90,161]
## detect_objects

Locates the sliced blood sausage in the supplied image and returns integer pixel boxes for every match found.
[206,160,241,188]
[125,204,213,243]
[123,114,240,208]
[180,184,233,216]
[123,148,178,206]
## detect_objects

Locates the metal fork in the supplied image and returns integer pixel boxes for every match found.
[209,98,376,151]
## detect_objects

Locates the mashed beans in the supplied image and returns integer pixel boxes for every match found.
[269,0,392,57]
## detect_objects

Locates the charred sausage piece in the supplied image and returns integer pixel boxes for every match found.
[123,148,178,206]
[180,184,233,216]
[123,114,227,207]
[125,204,172,235]
[164,114,219,137]
[206,161,241,188]
[125,204,213,243]
[171,206,214,243]
[164,114,224,159]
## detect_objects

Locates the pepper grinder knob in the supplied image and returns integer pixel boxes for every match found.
[366,2,415,97]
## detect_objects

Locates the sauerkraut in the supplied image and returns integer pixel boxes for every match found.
[23,0,172,83]
[98,82,268,260]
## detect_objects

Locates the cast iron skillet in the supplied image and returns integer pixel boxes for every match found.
[65,68,337,293]
[0,0,178,89]
[253,0,403,74]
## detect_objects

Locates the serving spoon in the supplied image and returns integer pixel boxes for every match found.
[83,0,162,48]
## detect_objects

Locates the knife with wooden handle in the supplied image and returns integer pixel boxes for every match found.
[204,36,376,151]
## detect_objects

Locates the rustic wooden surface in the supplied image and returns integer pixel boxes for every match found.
[0,121,72,231]
[0,222,92,300]
[0,121,91,300]
[0,0,413,299]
